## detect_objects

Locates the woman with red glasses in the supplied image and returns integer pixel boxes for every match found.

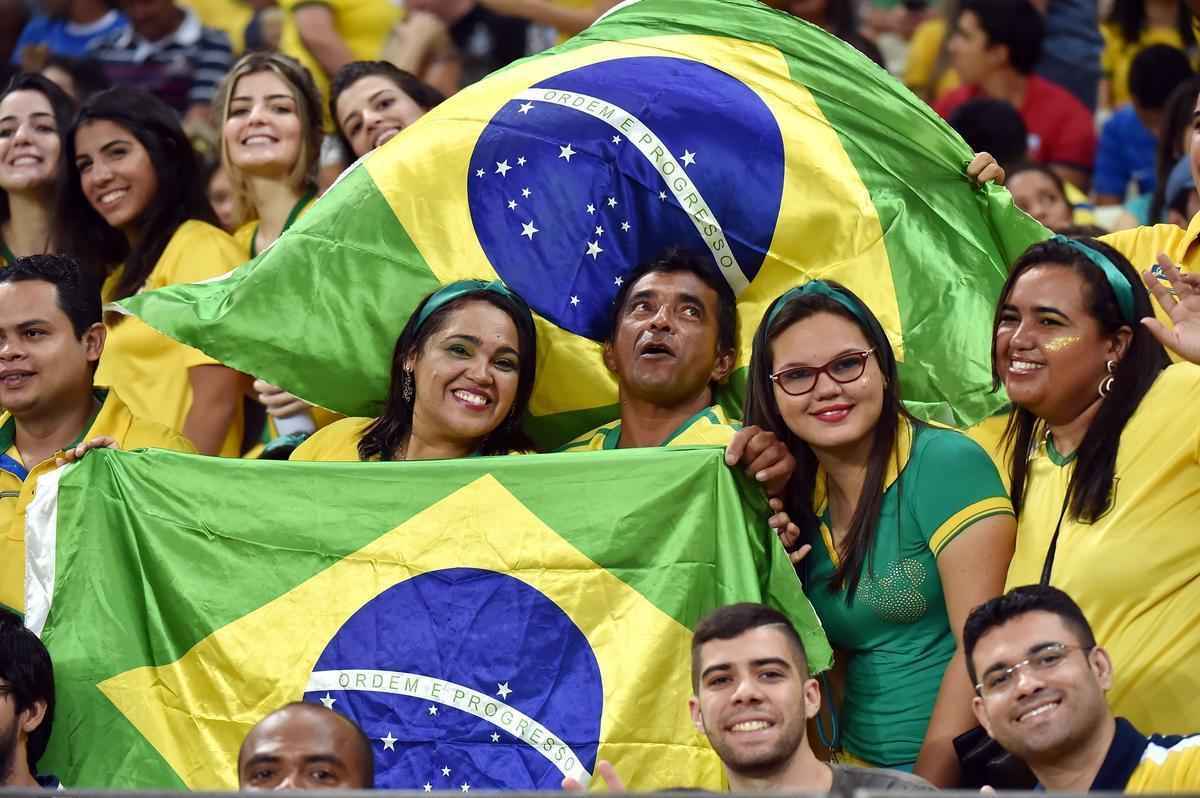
[744,280,1016,786]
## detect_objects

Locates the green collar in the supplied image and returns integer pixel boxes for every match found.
[603,405,721,450]
[250,189,316,258]
[0,389,108,459]
[1044,431,1077,466]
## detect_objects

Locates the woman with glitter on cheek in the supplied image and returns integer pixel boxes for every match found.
[992,234,1200,737]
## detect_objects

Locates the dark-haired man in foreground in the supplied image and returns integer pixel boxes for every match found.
[965,585,1200,791]
[238,702,374,790]
[0,609,59,788]
[567,603,932,795]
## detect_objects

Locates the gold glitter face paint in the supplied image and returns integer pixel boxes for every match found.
[1042,335,1081,353]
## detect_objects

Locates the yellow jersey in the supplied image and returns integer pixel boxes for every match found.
[558,405,739,451]
[0,388,195,613]
[289,416,375,461]
[96,220,247,457]
[182,0,253,52]
[232,191,317,259]
[1005,363,1200,734]
[1101,22,1190,108]
[278,0,400,100]
[903,18,959,100]
[1088,718,1200,792]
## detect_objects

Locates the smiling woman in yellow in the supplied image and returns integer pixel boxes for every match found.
[55,88,248,457]
[291,280,539,461]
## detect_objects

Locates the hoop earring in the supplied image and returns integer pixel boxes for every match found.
[1098,359,1116,399]
[402,368,414,403]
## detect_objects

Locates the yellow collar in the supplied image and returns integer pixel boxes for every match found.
[812,416,915,517]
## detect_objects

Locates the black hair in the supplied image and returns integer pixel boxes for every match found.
[607,248,738,357]
[691,603,809,690]
[1107,0,1195,50]
[744,282,919,602]
[0,254,101,337]
[0,609,55,775]
[357,288,538,460]
[243,702,374,788]
[991,237,1170,523]
[1149,76,1200,224]
[41,55,111,103]
[960,0,1045,75]
[0,72,77,226]
[963,585,1097,686]
[54,87,217,301]
[328,61,446,158]
[948,98,1028,170]
[1129,44,1193,111]
[1008,160,1069,202]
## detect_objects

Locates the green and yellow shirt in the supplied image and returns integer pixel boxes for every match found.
[558,405,739,451]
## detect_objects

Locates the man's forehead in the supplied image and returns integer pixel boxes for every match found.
[243,711,353,759]
[0,281,67,323]
[699,625,800,667]
[976,611,1075,661]
[628,270,718,301]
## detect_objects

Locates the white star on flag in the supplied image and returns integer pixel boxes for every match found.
[517,156,527,166]
[490,733,500,742]
[518,102,534,114]
[570,295,581,306]
[507,200,517,211]
[658,191,667,200]
[461,784,471,792]
[586,241,603,260]
[521,221,539,240]
[558,143,576,162]
[681,150,697,167]
[475,169,485,178]
[521,187,531,198]
[586,204,596,215]
[595,225,604,236]
[495,160,511,176]
[428,705,438,716]
[496,682,512,699]
[380,732,397,751]
[607,197,618,208]
[612,135,622,144]
[442,767,452,777]
[614,276,624,286]
[424,784,432,792]
[318,694,336,709]
[621,221,631,232]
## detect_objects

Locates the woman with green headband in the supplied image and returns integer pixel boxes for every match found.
[291,280,538,461]
[993,235,1200,736]
[743,280,1016,785]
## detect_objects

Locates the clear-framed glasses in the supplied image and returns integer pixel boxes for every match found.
[975,643,1091,697]
[770,349,875,397]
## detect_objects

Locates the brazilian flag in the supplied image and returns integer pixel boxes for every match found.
[122,0,1045,448]
[25,447,829,790]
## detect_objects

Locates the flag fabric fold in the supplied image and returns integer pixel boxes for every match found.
[28,446,830,790]
[121,0,1046,448]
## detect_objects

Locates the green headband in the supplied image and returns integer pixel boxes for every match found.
[1050,235,1136,324]
[766,280,876,331]
[414,279,524,330]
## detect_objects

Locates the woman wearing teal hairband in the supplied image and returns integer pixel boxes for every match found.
[291,280,538,461]
[993,235,1200,737]
[743,280,1016,785]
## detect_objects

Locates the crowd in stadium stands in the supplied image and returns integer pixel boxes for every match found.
[1,0,1200,791]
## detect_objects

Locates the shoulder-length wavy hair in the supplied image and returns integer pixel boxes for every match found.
[358,289,539,461]
[215,52,323,227]
[991,237,1169,522]
[0,73,76,225]
[744,282,919,602]
[54,87,216,299]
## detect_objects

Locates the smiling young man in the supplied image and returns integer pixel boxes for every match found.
[558,251,795,497]
[238,702,373,790]
[965,585,1200,792]
[0,254,194,614]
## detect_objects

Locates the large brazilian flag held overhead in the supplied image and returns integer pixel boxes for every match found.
[25,447,829,791]
[123,0,1045,447]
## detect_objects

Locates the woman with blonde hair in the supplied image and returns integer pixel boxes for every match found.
[216,51,324,259]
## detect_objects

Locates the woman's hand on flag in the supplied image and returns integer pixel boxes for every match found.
[55,436,118,467]
[967,152,1004,186]
[769,497,810,566]
[562,760,626,792]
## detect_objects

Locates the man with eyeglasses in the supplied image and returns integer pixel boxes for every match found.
[0,609,59,789]
[964,585,1200,792]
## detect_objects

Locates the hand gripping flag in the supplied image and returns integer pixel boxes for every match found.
[120,0,1046,448]
[24,447,830,790]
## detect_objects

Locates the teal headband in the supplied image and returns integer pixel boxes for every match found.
[766,280,874,329]
[414,279,524,330]
[1050,235,1136,324]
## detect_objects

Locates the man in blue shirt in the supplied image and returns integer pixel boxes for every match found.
[10,0,126,65]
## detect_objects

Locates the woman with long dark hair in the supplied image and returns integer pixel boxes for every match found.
[55,87,248,456]
[0,74,74,265]
[744,280,1015,786]
[291,279,538,461]
[995,235,1200,734]
[328,60,445,162]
